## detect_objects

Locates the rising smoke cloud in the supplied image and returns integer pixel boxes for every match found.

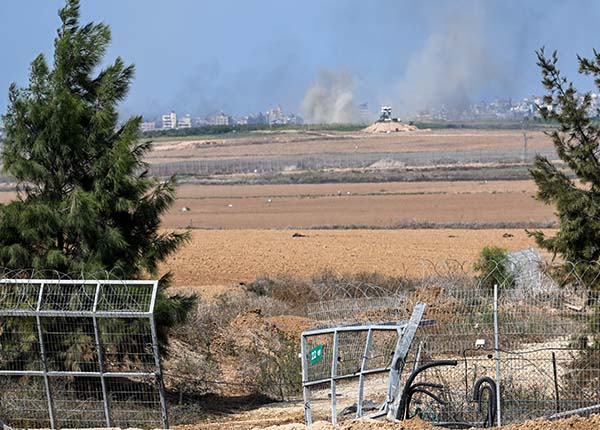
[392,2,509,115]
[300,69,361,124]
[301,2,513,122]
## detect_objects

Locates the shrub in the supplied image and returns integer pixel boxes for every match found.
[255,334,302,401]
[473,246,513,289]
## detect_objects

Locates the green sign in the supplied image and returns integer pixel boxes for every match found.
[309,344,324,365]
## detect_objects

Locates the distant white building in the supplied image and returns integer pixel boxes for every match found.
[177,114,192,129]
[266,105,284,125]
[161,111,177,129]
[210,112,231,126]
[140,121,156,133]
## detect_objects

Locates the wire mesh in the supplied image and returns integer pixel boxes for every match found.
[0,376,51,428]
[0,274,167,429]
[147,147,560,178]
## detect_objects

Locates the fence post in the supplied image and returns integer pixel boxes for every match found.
[300,334,312,425]
[356,328,374,417]
[493,283,502,427]
[93,282,112,427]
[149,281,169,429]
[36,282,57,430]
[330,330,339,424]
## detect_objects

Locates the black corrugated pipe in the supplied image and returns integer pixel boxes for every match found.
[397,359,458,420]
[473,376,497,427]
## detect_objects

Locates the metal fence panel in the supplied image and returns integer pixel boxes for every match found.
[300,302,425,424]
[0,279,167,429]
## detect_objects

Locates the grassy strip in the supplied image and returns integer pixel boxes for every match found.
[306,220,557,230]
[143,123,368,141]
[183,220,557,230]
[178,164,539,185]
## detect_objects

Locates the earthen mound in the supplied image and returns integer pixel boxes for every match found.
[362,121,418,133]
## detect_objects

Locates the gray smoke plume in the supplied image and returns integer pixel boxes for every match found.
[392,2,508,115]
[300,69,361,124]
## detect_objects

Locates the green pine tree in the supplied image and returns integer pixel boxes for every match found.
[529,48,600,288]
[0,0,194,351]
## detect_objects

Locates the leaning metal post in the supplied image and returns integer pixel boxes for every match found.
[493,283,502,427]
[386,301,426,420]
[93,282,112,427]
[36,282,57,430]
[149,280,169,429]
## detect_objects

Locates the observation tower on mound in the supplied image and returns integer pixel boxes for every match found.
[362,106,418,133]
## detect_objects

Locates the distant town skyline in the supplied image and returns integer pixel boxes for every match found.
[3,1,600,121]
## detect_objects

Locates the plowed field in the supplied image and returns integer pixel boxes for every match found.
[164,180,555,229]
[163,228,551,287]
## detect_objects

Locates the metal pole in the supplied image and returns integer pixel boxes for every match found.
[300,334,312,425]
[330,330,339,424]
[412,341,423,373]
[150,315,169,429]
[552,352,560,413]
[93,282,112,427]
[149,281,169,429]
[493,283,502,427]
[36,283,57,430]
[356,328,374,417]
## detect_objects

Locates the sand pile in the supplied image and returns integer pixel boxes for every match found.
[213,309,282,353]
[362,121,418,133]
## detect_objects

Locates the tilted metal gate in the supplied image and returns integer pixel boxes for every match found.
[0,279,168,429]
[300,302,425,424]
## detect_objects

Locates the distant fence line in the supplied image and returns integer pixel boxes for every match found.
[0,148,559,183]
[148,148,558,177]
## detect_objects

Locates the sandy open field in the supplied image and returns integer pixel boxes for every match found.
[163,228,552,287]
[165,180,554,229]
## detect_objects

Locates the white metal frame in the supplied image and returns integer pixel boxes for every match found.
[300,302,426,424]
[0,279,168,429]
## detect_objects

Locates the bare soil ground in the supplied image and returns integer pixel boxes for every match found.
[147,130,553,162]
[166,182,552,229]
[162,229,551,287]
[173,402,600,430]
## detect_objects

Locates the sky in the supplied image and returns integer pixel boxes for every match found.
[1,0,600,120]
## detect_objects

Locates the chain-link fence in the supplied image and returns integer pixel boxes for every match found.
[306,255,600,427]
[0,273,167,429]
